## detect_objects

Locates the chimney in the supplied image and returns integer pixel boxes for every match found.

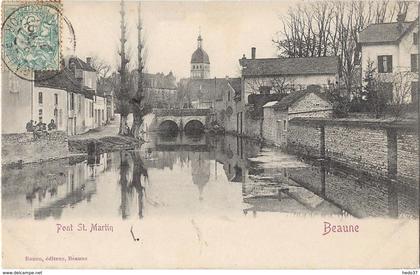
[251,47,256,59]
[86,57,92,65]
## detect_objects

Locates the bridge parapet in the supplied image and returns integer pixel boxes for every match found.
[153,108,213,117]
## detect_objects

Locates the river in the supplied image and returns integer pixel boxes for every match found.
[2,131,418,220]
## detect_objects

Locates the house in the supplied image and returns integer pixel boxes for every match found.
[239,48,339,105]
[234,48,338,139]
[359,17,419,103]
[222,78,242,133]
[1,56,104,136]
[34,68,92,134]
[97,78,116,122]
[68,57,107,131]
[262,88,333,147]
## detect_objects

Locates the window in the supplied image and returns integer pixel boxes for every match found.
[38,92,43,104]
[54,93,58,105]
[283,120,287,131]
[38,109,43,122]
[78,95,82,114]
[414,32,418,45]
[91,102,94,117]
[70,93,74,110]
[378,55,393,73]
[228,90,231,101]
[411,54,418,72]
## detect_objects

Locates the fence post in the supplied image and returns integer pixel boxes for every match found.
[386,128,398,179]
[320,124,325,159]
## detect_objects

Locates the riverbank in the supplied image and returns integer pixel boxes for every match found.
[1,118,143,167]
[68,135,142,154]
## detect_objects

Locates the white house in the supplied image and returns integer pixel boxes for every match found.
[239,48,339,104]
[32,86,68,132]
[359,17,418,103]
[1,56,105,136]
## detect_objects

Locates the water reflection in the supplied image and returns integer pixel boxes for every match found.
[2,132,418,220]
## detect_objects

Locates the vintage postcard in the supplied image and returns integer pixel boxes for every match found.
[1,0,419,270]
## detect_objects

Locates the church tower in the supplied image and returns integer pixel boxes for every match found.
[190,33,210,79]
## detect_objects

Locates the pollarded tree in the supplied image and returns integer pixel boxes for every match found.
[130,1,151,139]
[117,0,130,136]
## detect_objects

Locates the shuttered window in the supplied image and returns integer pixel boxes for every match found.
[378,55,393,73]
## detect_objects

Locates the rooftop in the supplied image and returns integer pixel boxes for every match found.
[240,56,338,77]
[69,57,96,72]
[191,47,210,64]
[272,89,329,111]
[180,78,232,101]
[227,78,241,97]
[34,68,94,99]
[359,19,417,44]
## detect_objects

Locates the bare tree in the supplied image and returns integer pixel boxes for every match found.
[246,76,295,95]
[386,71,415,118]
[118,0,130,136]
[90,56,112,80]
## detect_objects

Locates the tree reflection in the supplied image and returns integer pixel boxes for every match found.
[119,151,130,219]
[129,151,148,219]
[119,150,149,219]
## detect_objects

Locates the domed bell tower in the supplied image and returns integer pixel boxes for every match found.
[190,33,210,79]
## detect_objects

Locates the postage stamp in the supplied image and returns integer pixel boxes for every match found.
[1,2,62,80]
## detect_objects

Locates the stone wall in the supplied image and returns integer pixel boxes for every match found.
[2,131,69,165]
[262,107,287,146]
[287,118,418,181]
[325,125,388,174]
[243,115,262,139]
[288,165,418,218]
[287,123,322,157]
[397,131,419,179]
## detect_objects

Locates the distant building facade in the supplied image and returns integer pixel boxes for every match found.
[97,78,116,122]
[359,17,419,103]
[131,71,177,109]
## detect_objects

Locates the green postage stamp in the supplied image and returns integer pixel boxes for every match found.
[1,2,61,80]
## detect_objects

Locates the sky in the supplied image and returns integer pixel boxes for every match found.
[63,1,294,80]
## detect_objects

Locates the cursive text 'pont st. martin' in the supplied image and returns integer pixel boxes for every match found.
[56,223,114,233]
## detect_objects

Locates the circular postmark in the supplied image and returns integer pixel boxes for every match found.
[2,3,75,81]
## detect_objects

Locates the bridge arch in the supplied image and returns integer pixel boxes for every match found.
[158,120,179,134]
[184,119,205,134]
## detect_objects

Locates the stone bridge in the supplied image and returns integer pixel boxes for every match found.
[152,108,213,132]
